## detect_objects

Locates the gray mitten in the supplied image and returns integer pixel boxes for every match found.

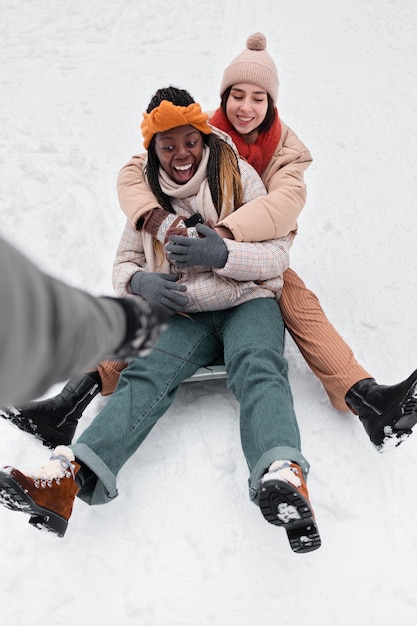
[130,271,188,311]
[166,223,229,268]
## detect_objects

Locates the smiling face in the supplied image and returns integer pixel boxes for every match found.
[154,125,204,184]
[225,83,269,143]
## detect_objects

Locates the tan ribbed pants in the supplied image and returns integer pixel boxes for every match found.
[279,269,370,410]
[97,268,371,411]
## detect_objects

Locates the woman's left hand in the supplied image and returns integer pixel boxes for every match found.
[166,223,229,268]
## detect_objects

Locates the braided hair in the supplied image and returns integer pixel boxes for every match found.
[144,86,243,216]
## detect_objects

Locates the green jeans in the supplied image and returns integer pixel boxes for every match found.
[72,298,309,506]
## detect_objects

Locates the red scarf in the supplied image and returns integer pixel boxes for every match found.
[209,107,281,175]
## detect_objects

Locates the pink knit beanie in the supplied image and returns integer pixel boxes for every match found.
[219,33,279,104]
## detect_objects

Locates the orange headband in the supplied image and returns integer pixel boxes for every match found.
[141,100,212,149]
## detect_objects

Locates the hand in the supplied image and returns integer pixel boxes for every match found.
[214,225,234,240]
[130,271,188,311]
[110,297,171,359]
[166,223,229,268]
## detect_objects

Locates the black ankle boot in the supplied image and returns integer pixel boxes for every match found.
[345,369,417,450]
[0,372,101,448]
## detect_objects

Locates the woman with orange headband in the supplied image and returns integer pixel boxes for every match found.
[0,86,321,553]
[3,34,416,452]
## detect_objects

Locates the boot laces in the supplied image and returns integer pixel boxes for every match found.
[50,452,76,479]
[264,460,302,487]
[32,451,75,489]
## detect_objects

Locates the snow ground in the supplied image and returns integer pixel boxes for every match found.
[0,1,417,625]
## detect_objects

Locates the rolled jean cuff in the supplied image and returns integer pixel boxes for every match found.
[248,446,310,506]
[70,443,118,505]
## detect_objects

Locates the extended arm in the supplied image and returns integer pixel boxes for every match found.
[0,236,167,404]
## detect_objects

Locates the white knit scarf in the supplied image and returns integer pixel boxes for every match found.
[142,146,219,272]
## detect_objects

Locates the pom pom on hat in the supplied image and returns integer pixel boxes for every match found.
[220,32,279,104]
[246,32,267,51]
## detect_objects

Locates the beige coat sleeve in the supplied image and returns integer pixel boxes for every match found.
[117,154,162,230]
[216,122,312,241]
[117,122,312,240]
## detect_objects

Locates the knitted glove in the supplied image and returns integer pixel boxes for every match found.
[109,297,171,360]
[141,208,203,243]
[166,223,229,269]
[130,271,188,311]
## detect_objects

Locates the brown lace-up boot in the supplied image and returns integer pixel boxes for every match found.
[0,446,80,537]
[259,460,321,554]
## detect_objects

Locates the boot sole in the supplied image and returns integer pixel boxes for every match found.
[0,411,74,449]
[0,379,99,449]
[394,372,417,430]
[259,478,321,554]
[374,371,417,450]
[0,472,68,537]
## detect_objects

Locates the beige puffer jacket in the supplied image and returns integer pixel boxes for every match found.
[116,120,312,242]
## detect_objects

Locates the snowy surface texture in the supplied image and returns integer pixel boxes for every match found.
[1,1,417,625]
